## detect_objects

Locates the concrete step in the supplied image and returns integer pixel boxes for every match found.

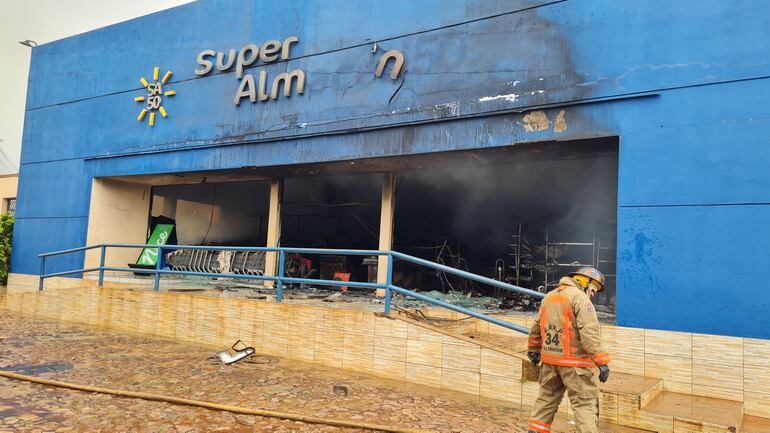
[637,391,744,433]
[600,372,663,407]
[598,425,656,433]
[602,426,656,433]
[740,415,770,433]
[391,312,528,360]
[542,414,656,432]
[598,372,663,426]
[462,330,529,352]
[597,421,656,433]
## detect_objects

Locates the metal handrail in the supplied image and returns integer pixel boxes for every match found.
[38,245,103,258]
[390,251,544,298]
[37,243,544,334]
[389,285,530,334]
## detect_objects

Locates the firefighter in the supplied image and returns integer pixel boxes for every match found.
[526,267,611,433]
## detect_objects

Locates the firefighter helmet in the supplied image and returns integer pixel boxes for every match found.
[568,266,605,292]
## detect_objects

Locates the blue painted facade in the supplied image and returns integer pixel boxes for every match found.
[14,0,770,338]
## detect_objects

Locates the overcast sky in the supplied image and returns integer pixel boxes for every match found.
[0,0,193,172]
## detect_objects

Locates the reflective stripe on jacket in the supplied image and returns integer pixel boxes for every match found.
[527,277,610,367]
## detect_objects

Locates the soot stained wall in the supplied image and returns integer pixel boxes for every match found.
[151,181,270,246]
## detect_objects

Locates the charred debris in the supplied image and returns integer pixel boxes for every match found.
[150,143,618,315]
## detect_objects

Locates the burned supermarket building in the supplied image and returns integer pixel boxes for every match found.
[11,0,770,339]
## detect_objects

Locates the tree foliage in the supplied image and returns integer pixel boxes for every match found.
[0,214,13,285]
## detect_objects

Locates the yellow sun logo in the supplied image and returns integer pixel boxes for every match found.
[134,67,176,127]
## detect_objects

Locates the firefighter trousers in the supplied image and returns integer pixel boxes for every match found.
[528,363,600,433]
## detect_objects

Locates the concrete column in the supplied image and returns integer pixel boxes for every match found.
[84,178,152,269]
[263,179,283,287]
[376,172,396,296]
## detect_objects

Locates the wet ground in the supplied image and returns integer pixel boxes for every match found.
[0,311,611,433]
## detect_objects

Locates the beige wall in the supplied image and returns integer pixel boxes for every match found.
[0,174,18,213]
[151,181,269,245]
[84,178,151,269]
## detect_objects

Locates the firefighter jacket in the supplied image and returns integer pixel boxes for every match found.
[527,277,611,368]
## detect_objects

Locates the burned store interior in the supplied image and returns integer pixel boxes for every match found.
[147,137,618,313]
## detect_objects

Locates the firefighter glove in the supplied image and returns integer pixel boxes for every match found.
[598,364,610,383]
[527,351,540,365]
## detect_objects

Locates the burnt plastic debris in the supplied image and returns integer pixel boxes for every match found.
[216,340,256,365]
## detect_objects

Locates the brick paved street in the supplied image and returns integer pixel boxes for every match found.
[0,312,534,433]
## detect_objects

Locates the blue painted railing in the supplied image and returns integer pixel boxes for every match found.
[38,244,544,334]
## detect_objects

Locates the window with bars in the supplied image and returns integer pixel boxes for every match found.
[6,198,15,216]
